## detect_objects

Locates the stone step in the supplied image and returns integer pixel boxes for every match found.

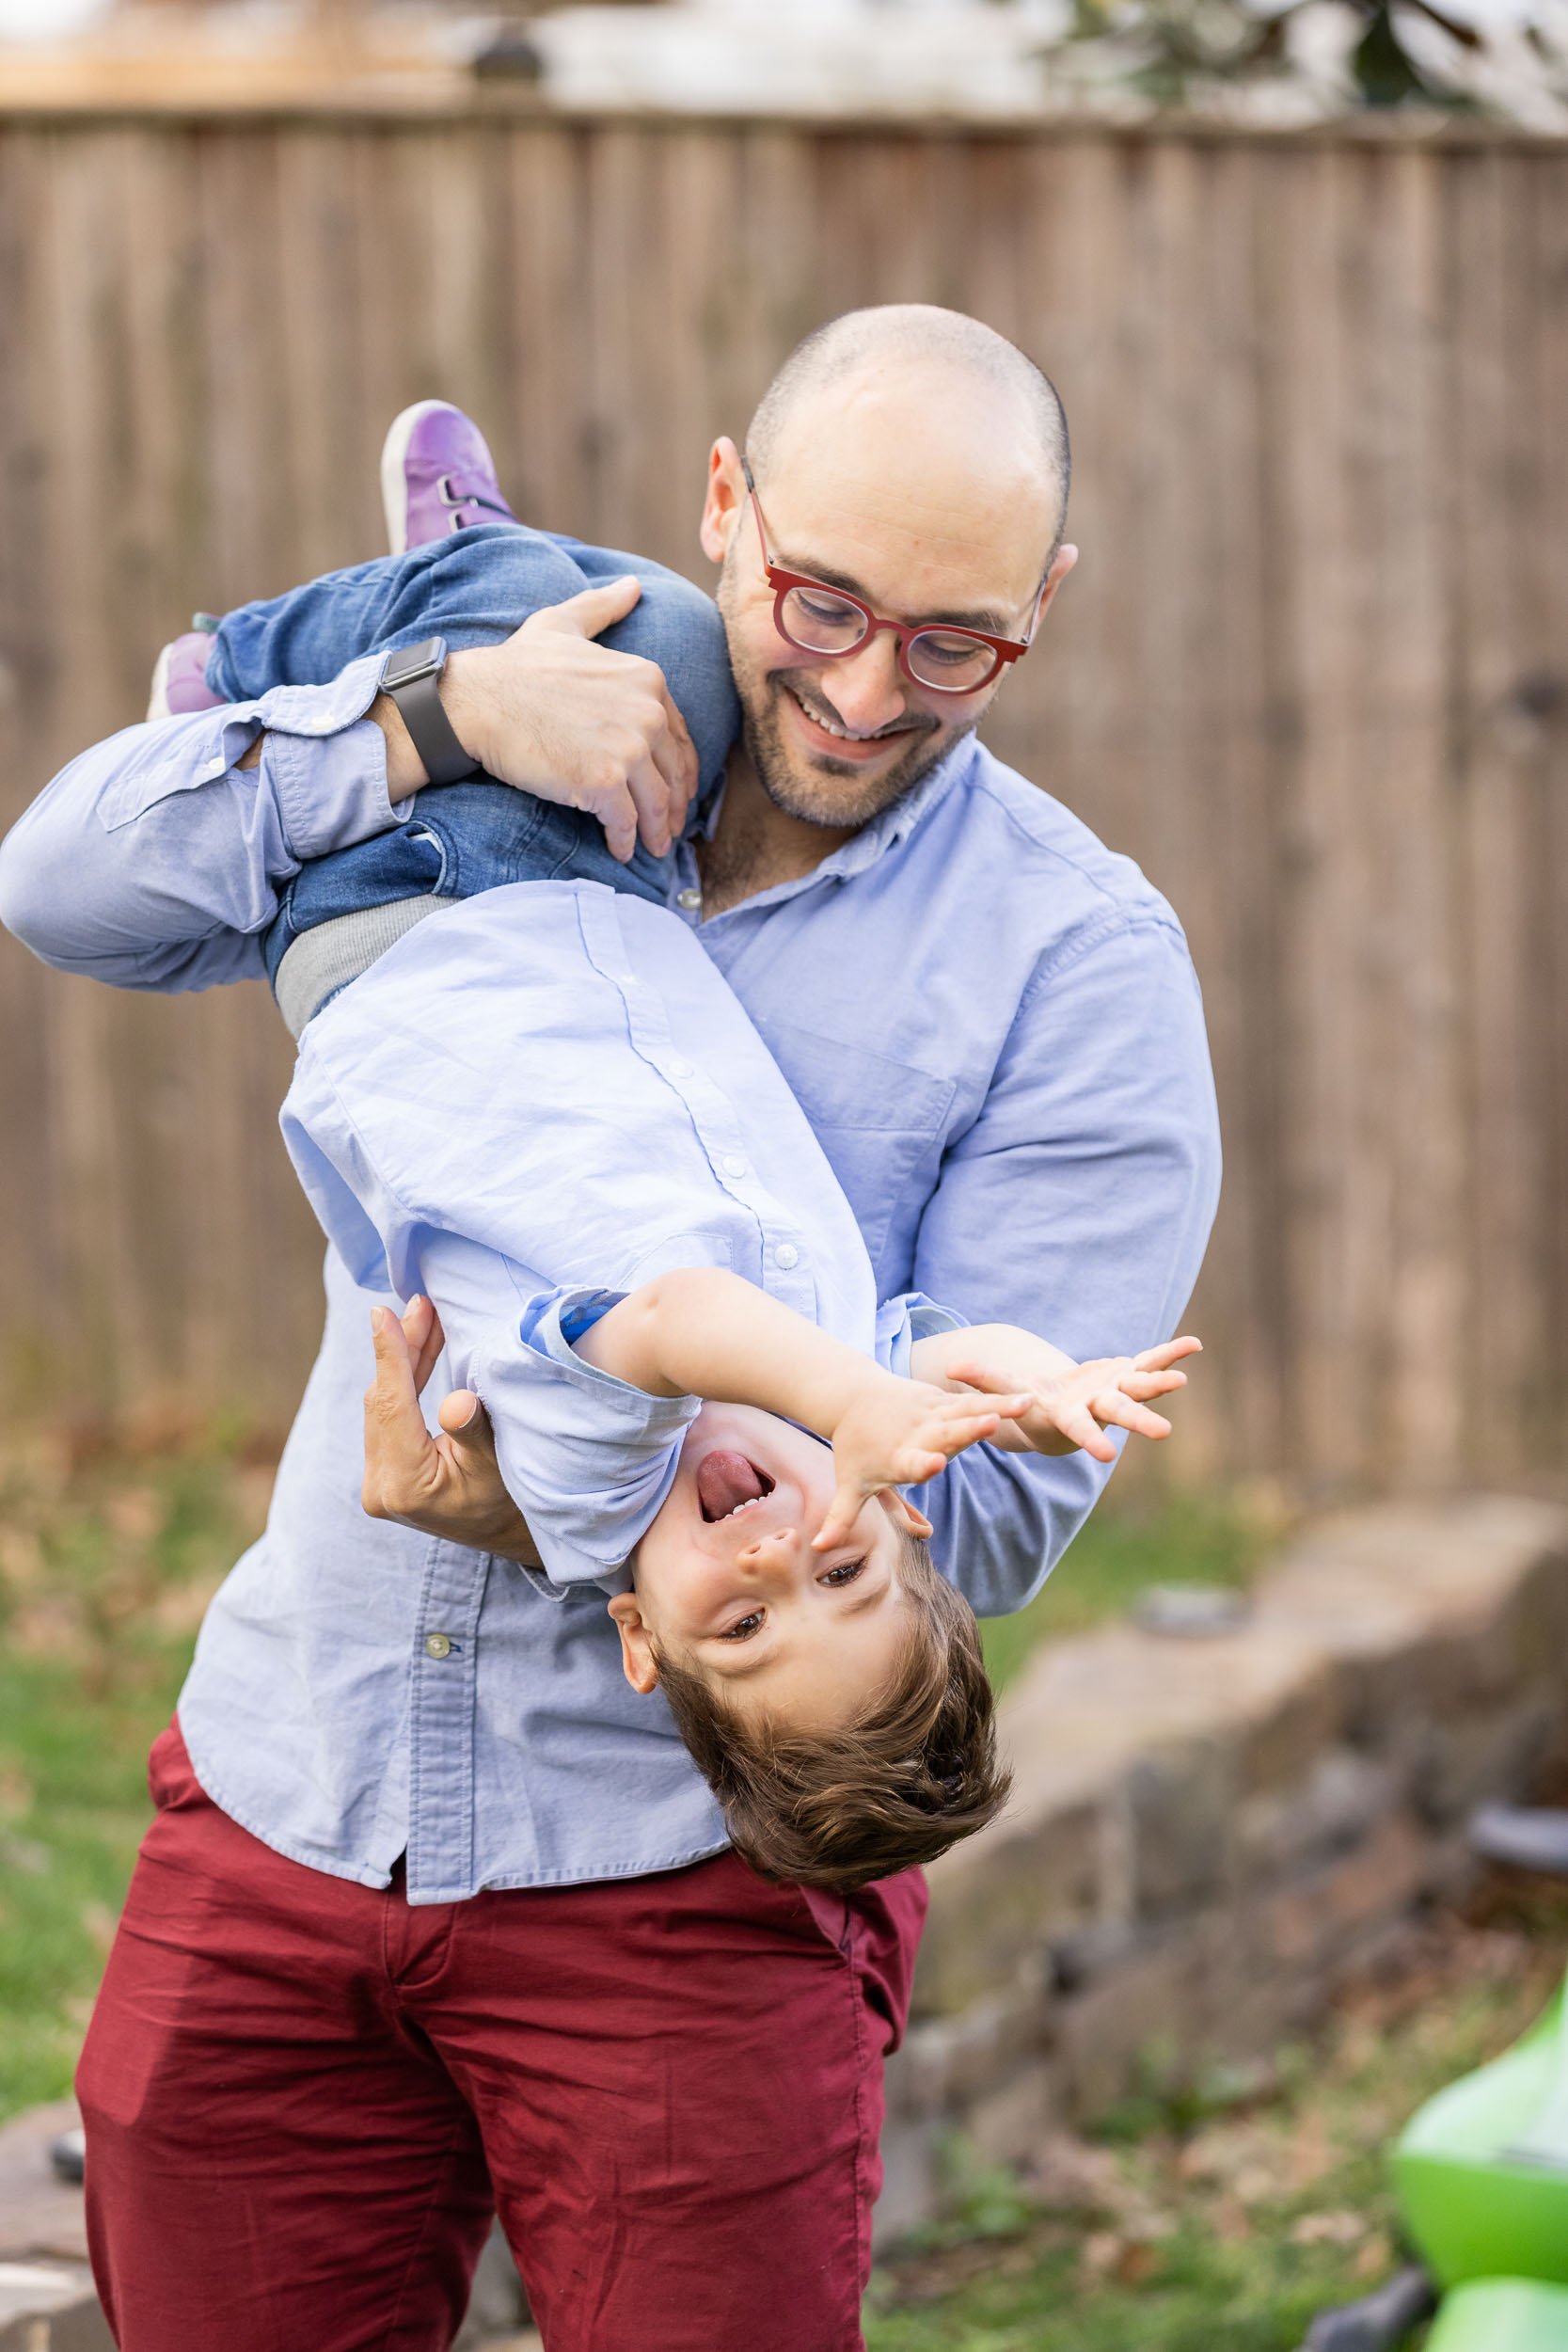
[0,2260,113,2352]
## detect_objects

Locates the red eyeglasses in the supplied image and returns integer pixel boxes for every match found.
[741,456,1038,697]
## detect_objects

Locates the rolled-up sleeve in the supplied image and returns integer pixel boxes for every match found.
[0,658,404,992]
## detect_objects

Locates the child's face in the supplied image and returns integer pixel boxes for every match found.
[607,1403,914,1733]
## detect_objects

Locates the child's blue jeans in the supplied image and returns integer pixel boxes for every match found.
[202,523,739,993]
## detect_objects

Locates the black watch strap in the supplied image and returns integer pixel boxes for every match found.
[379,638,480,787]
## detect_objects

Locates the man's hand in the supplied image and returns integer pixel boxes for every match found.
[362,1296,542,1566]
[814,1374,1031,1554]
[943,1337,1201,1464]
[416,577,698,862]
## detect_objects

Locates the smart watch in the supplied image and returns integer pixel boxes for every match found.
[378,637,480,786]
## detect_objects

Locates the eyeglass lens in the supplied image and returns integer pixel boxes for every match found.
[778,585,996,692]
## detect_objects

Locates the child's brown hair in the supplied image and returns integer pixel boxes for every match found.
[653,1537,1009,1891]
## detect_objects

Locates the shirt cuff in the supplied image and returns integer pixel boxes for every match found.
[257,657,413,863]
[877,1291,968,1377]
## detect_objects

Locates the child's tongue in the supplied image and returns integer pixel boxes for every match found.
[697,1451,766,1522]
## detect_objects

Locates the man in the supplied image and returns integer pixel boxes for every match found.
[0,305,1220,2352]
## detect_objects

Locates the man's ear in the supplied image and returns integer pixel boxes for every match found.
[607,1592,659,1695]
[1031,543,1078,633]
[699,437,748,568]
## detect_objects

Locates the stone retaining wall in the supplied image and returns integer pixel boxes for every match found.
[879,1494,1568,2238]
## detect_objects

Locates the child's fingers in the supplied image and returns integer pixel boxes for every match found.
[942,1359,1029,1397]
[813,1484,873,1552]
[1132,1336,1202,1372]
[934,1390,1030,1429]
[925,1409,1009,1459]
[1045,1402,1118,1461]
[1119,1369,1187,1402]
[1092,1391,1174,1442]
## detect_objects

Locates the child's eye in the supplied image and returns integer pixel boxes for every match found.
[719,1610,766,1642]
[819,1560,865,1588]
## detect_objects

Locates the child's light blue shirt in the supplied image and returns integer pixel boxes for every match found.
[279,876,945,1591]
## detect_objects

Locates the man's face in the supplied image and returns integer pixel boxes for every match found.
[701,373,1072,834]
[608,1402,914,1735]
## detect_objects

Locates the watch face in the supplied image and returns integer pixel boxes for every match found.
[384,637,446,689]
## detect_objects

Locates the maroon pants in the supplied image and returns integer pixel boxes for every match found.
[76,1722,926,2352]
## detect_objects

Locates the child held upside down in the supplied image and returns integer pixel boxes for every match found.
[154,403,1198,1890]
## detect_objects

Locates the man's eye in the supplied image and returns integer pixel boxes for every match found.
[720,1611,766,1642]
[797,591,860,625]
[819,1560,865,1588]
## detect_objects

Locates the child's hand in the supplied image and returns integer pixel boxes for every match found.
[814,1375,1031,1553]
[942,1337,1201,1464]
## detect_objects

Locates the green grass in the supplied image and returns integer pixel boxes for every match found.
[981,1487,1283,1691]
[0,1425,271,2118]
[866,1885,1568,2351]
[0,1430,1275,2124]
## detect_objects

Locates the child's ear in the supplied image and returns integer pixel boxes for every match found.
[878,1486,933,1541]
[607,1593,659,1695]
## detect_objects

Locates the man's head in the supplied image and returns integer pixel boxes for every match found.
[701,304,1074,835]
[607,1401,1009,1888]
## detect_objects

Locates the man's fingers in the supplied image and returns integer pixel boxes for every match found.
[523,576,643,642]
[368,1303,418,1414]
[363,1306,436,1517]
[400,1295,447,1395]
[624,750,676,858]
[437,1388,499,1463]
[647,718,695,843]
[584,781,641,864]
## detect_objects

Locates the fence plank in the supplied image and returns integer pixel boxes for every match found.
[0,115,1565,1487]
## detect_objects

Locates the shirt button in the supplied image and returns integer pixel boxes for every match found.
[677,888,702,912]
[669,1058,694,1078]
[774,1243,800,1270]
[721,1153,747,1179]
[424,1631,452,1661]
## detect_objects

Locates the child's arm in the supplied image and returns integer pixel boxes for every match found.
[573,1268,1033,1552]
[911,1321,1201,1464]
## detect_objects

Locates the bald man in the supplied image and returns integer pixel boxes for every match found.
[0,307,1220,2352]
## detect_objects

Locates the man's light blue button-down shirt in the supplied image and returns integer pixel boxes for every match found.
[0,660,1222,1899]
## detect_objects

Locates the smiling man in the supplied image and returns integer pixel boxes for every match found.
[0,305,1220,2352]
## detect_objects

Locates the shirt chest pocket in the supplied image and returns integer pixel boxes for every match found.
[749,1014,956,1275]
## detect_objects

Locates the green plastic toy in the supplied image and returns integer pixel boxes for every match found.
[1300,1804,1568,2352]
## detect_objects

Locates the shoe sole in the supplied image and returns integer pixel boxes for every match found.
[380,400,453,555]
[147,639,175,722]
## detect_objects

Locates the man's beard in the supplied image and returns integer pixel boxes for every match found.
[739,667,966,833]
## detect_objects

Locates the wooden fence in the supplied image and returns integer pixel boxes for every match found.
[1,107,1566,1493]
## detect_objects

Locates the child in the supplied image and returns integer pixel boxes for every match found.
[157,403,1197,1889]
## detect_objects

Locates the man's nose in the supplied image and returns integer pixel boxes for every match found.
[816,633,908,734]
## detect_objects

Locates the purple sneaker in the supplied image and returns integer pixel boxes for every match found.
[147,628,223,720]
[380,400,518,553]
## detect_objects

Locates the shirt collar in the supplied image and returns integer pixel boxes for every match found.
[688,731,976,878]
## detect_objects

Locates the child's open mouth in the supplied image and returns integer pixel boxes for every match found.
[696,1451,777,1524]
